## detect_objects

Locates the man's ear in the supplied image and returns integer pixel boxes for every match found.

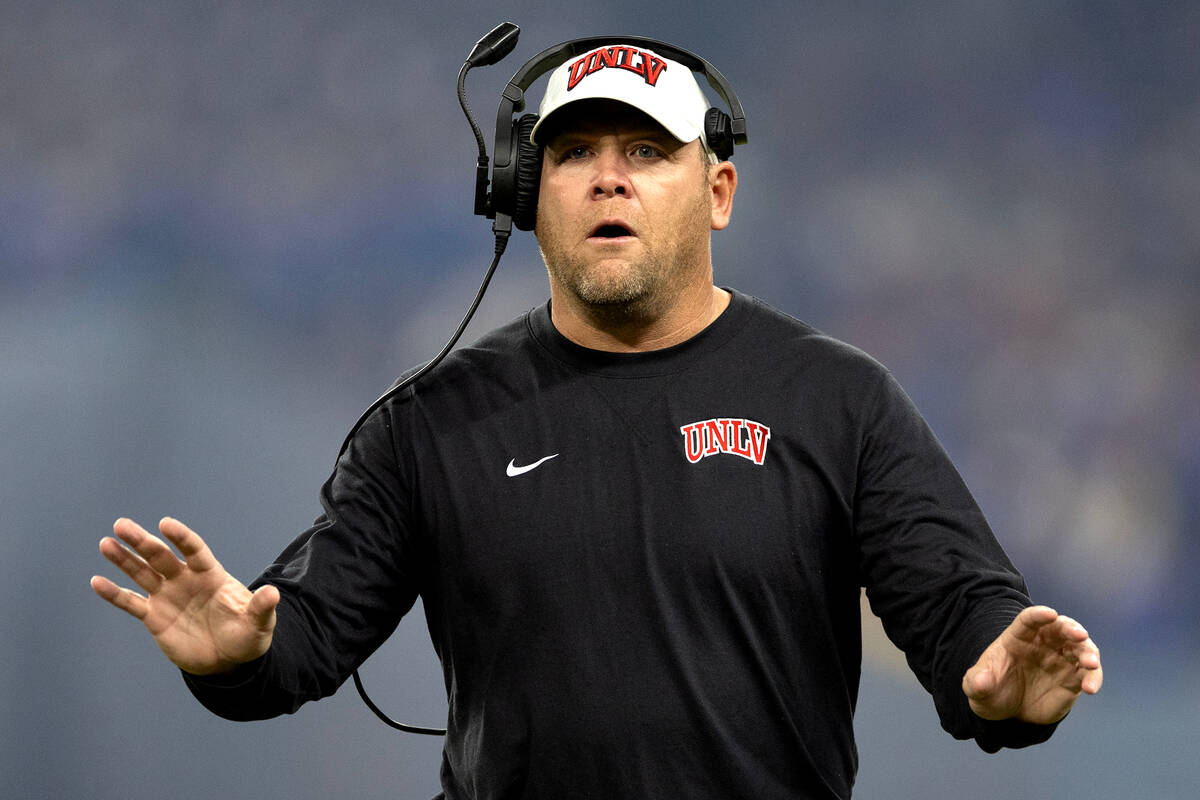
[709,161,738,231]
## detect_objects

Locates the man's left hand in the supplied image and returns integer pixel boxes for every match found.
[962,605,1103,724]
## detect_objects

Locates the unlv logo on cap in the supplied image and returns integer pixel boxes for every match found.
[680,418,771,465]
[567,46,669,90]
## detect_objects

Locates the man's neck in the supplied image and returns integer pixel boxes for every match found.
[550,284,731,353]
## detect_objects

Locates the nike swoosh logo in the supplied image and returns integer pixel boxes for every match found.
[506,454,559,477]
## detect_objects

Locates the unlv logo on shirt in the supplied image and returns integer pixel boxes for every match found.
[679,418,772,465]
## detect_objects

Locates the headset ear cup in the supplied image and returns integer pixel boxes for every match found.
[512,114,543,231]
[704,107,735,161]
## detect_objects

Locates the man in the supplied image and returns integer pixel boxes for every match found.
[92,39,1102,799]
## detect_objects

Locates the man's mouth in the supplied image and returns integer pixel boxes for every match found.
[588,222,636,240]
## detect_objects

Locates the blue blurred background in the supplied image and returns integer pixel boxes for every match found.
[4,1,1197,797]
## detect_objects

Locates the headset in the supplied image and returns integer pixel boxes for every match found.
[472,25,748,233]
[351,22,748,736]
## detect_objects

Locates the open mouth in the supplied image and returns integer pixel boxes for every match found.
[589,223,634,239]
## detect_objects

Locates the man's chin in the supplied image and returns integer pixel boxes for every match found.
[544,251,668,316]
[574,281,672,325]
[573,271,650,306]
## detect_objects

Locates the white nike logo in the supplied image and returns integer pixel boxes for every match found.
[506,454,559,477]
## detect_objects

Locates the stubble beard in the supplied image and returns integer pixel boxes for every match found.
[537,182,711,326]
[546,249,662,322]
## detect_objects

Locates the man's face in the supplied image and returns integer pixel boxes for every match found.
[534,101,717,321]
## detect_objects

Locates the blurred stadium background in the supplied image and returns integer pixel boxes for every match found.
[3,1,1196,797]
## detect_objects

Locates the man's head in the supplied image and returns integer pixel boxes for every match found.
[529,44,738,336]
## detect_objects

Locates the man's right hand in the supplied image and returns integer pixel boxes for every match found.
[91,517,279,676]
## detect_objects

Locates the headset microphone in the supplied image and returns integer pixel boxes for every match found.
[463,22,522,238]
[466,21,520,67]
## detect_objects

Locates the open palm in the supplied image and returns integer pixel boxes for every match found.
[91,517,279,675]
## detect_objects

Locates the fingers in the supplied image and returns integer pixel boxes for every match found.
[105,516,220,576]
[1050,613,1090,643]
[94,516,222,611]
[248,584,281,631]
[111,518,186,579]
[1009,607,1093,651]
[961,664,996,702]
[1029,609,1104,699]
[1017,607,1100,667]
[1081,657,1104,695]
[90,573,149,620]
[98,531,166,595]
[1065,624,1103,693]
[1039,613,1099,666]
[1007,605,1060,641]
[157,517,219,573]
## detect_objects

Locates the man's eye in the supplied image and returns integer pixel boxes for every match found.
[633,144,660,159]
[566,146,590,160]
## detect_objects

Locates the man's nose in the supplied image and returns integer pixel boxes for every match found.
[591,149,632,198]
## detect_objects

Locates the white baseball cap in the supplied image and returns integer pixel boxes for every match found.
[529,44,712,147]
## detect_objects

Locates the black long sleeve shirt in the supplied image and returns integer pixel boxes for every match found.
[185,291,1054,798]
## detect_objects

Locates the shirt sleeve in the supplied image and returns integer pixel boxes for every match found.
[852,368,1057,751]
[183,399,422,720]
